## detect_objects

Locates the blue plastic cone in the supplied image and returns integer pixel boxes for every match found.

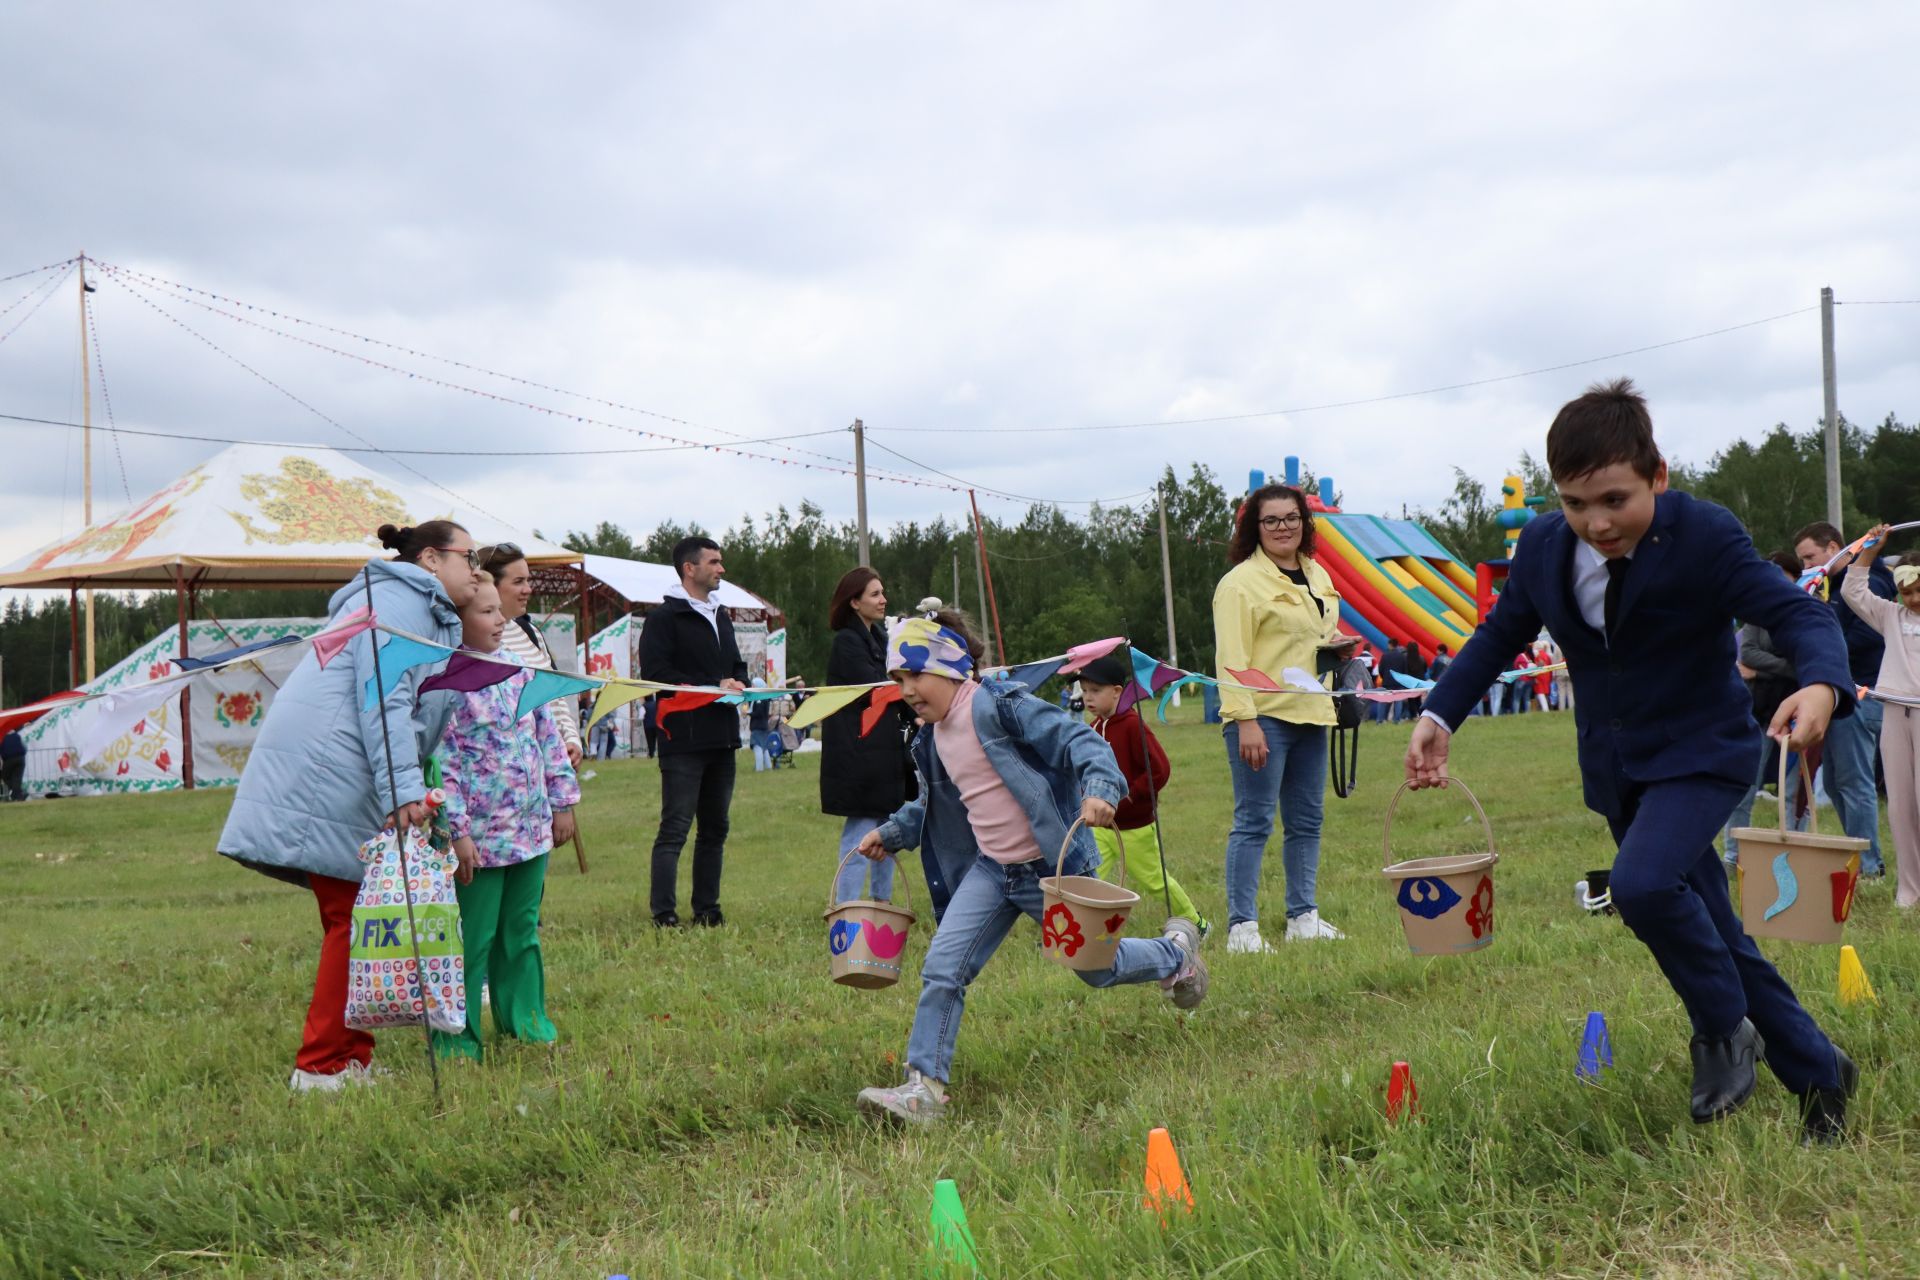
[1577,1010,1613,1079]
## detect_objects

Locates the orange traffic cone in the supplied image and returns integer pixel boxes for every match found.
[1142,1127,1194,1220]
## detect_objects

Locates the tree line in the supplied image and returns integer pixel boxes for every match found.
[4,414,1916,709]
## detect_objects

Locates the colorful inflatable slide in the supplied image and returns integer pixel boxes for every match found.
[1249,461,1480,663]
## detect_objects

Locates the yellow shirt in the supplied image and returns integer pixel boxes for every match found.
[1212,551,1342,726]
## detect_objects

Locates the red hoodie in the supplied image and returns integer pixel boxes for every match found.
[1091,706,1171,830]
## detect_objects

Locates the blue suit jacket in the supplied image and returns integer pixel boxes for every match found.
[1424,490,1855,820]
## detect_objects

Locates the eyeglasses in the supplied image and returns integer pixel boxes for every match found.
[430,545,486,570]
[1258,514,1304,531]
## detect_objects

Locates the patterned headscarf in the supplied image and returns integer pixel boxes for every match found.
[1894,563,1920,590]
[887,616,975,681]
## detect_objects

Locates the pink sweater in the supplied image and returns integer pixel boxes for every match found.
[932,680,1044,865]
[1842,566,1920,698]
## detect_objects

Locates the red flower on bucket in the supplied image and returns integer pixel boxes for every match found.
[1043,903,1085,957]
[1465,875,1494,939]
[1103,913,1127,936]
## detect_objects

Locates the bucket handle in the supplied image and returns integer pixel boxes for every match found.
[1771,746,1822,836]
[1382,775,1498,872]
[1053,816,1125,889]
[829,846,913,914]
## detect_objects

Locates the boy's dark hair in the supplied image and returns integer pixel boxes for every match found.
[1768,550,1803,578]
[827,566,881,631]
[671,535,722,579]
[1437,644,1450,655]
[1228,484,1317,564]
[1792,521,1844,551]
[376,519,468,564]
[1545,377,1662,483]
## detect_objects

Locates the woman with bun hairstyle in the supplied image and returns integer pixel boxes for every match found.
[218,520,480,1091]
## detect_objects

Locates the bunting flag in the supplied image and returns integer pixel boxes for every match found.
[1225,666,1286,692]
[1059,636,1127,675]
[172,634,303,672]
[1153,672,1209,724]
[1390,670,1437,690]
[785,684,873,730]
[586,681,654,730]
[1116,645,1185,714]
[362,634,455,710]
[1002,657,1067,694]
[78,681,187,765]
[860,684,905,737]
[419,651,524,696]
[1280,667,1328,693]
[314,605,376,669]
[654,690,724,739]
[514,669,599,724]
[1361,686,1430,703]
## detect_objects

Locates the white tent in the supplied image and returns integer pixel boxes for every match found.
[582,554,776,616]
[0,442,580,590]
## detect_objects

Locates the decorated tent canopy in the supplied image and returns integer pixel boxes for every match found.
[0,442,580,590]
[582,554,780,620]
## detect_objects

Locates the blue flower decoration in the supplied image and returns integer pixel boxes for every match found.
[1397,876,1462,919]
[829,919,862,956]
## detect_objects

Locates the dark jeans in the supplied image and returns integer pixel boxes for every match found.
[650,748,736,918]
[1,757,24,801]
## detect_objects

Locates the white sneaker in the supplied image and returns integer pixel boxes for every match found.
[1225,921,1276,954]
[341,1061,390,1086]
[289,1068,350,1093]
[1284,910,1346,941]
[856,1070,948,1125]
[1159,917,1209,1009]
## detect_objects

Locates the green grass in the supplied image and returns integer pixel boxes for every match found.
[2,711,1916,1278]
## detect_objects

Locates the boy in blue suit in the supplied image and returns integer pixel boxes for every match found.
[1406,378,1859,1142]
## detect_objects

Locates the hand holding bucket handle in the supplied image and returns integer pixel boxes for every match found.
[1382,775,1498,872]
[829,848,913,912]
[1059,816,1124,887]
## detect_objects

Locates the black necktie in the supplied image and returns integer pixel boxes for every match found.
[1603,556,1630,638]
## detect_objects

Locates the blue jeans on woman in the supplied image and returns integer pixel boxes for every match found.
[1223,717,1328,926]
[834,816,895,903]
[905,855,1183,1082]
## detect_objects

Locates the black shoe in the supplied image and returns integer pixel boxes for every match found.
[653,911,681,929]
[1689,1017,1765,1123]
[692,910,725,928]
[1799,1048,1859,1145]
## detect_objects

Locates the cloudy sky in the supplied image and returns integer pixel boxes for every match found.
[2,3,1917,575]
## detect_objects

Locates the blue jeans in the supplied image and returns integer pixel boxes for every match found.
[1223,718,1328,925]
[834,816,894,904]
[1822,697,1884,874]
[905,856,1183,1082]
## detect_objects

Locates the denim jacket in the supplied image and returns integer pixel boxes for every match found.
[876,675,1126,923]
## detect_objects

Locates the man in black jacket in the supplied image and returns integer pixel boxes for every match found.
[639,536,749,927]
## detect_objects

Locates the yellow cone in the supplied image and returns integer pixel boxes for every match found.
[1839,944,1878,1006]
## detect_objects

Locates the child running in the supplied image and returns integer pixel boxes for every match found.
[433,573,581,1061]
[853,613,1208,1125]
[1075,651,1213,938]
[1839,524,1920,907]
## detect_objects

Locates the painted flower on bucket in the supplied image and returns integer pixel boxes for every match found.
[1043,903,1084,957]
[1465,876,1494,939]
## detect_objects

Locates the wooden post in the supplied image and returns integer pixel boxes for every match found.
[968,490,1006,667]
[175,567,196,791]
[67,583,79,687]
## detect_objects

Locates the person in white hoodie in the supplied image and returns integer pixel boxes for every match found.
[1840,524,1920,907]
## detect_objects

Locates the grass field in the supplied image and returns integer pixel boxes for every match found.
[2,709,1916,1278]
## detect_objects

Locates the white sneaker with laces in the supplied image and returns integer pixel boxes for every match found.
[1158,917,1209,1010]
[856,1070,948,1125]
[1284,909,1346,941]
[1225,921,1276,954]
[289,1068,350,1093]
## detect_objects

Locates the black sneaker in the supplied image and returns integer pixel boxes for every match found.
[653,911,681,929]
[1800,1048,1859,1145]
[692,910,725,928]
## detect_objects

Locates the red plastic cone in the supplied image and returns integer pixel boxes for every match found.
[1142,1126,1195,1221]
[1386,1061,1419,1121]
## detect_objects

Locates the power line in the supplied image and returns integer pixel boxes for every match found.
[1838,299,1920,306]
[871,306,1823,434]
[863,436,1155,507]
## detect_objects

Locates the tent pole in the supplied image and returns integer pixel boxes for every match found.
[67,583,80,687]
[176,568,196,791]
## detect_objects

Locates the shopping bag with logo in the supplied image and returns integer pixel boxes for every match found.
[345,802,465,1033]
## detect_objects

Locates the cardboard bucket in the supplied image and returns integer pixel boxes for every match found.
[1731,753,1868,944]
[1040,818,1142,972]
[1382,777,1500,955]
[823,852,916,989]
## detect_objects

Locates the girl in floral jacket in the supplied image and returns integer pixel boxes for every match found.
[433,574,581,1061]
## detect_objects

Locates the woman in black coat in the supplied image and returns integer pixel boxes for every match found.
[822,567,913,903]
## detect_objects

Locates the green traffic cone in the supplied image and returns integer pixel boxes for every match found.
[927,1178,982,1276]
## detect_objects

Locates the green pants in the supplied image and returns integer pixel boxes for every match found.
[1093,824,1208,929]
[433,854,556,1061]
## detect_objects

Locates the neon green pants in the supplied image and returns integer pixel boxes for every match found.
[433,854,557,1061]
[1093,824,1208,928]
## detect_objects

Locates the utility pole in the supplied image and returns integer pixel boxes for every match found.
[952,548,961,614]
[852,418,871,567]
[1157,482,1179,704]
[78,252,96,682]
[968,491,1006,666]
[1821,286,1842,528]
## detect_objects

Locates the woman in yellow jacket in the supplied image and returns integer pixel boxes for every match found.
[1212,483,1354,953]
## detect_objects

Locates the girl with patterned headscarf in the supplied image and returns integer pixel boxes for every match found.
[850,611,1209,1126]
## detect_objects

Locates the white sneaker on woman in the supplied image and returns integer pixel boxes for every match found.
[1284,910,1345,941]
[1225,921,1276,954]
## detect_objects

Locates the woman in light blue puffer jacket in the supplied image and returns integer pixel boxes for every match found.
[219,520,480,1091]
